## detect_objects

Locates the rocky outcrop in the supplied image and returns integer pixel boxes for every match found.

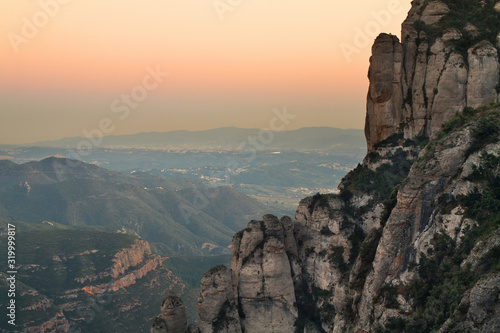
[181,109,500,333]
[467,41,500,108]
[197,266,241,333]
[111,239,152,277]
[82,256,163,294]
[178,215,299,333]
[420,1,450,25]
[154,1,500,332]
[75,239,154,284]
[366,0,500,151]
[356,131,500,331]
[440,273,500,333]
[151,215,300,333]
[231,215,298,333]
[365,34,404,152]
[73,239,165,294]
[151,293,188,333]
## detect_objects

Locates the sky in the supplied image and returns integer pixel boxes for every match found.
[0,0,411,145]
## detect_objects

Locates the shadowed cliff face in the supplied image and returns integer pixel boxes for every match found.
[152,1,500,332]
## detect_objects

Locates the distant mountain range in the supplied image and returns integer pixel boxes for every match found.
[0,157,273,255]
[26,127,365,150]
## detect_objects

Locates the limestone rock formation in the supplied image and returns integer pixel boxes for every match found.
[420,1,450,25]
[153,1,500,332]
[365,34,404,152]
[182,106,500,333]
[467,41,500,108]
[366,0,500,151]
[197,266,241,333]
[151,293,188,333]
[231,215,298,333]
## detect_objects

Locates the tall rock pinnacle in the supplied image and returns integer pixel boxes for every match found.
[365,0,500,152]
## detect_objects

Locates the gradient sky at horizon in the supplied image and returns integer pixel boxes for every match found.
[0,0,411,144]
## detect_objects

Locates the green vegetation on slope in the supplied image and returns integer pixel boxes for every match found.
[415,0,500,59]
[377,105,500,333]
[0,158,272,255]
[0,224,197,332]
[0,227,137,330]
[0,273,62,330]
[0,229,136,294]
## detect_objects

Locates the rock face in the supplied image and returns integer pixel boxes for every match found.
[420,1,450,25]
[467,41,500,108]
[151,293,188,333]
[82,255,162,294]
[231,215,298,333]
[154,2,500,332]
[181,111,500,333]
[186,215,299,333]
[197,266,241,333]
[366,0,500,152]
[440,273,500,333]
[365,34,404,152]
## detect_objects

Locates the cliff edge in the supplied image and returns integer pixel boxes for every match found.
[151,1,500,332]
[366,0,500,152]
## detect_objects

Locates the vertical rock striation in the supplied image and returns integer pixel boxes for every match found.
[366,0,500,152]
[365,34,404,152]
[197,266,241,333]
[231,215,297,333]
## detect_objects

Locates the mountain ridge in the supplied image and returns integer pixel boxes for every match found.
[25,127,365,150]
[0,157,274,255]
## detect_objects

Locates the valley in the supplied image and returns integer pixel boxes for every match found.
[0,129,365,216]
[0,127,364,331]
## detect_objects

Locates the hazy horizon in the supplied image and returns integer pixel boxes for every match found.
[15,125,362,145]
[1,0,410,144]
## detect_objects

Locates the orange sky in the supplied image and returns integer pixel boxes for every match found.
[0,0,411,144]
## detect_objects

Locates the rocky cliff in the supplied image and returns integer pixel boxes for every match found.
[366,0,500,152]
[79,240,165,295]
[151,293,190,333]
[152,1,500,332]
